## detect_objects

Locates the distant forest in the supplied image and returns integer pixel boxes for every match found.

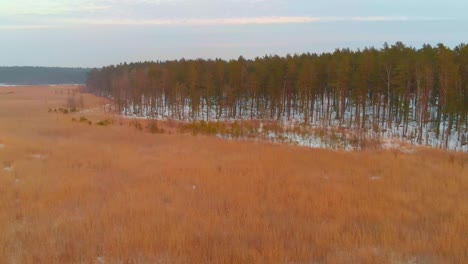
[0,67,90,85]
[86,42,468,149]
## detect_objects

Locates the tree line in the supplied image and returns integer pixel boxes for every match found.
[0,67,90,85]
[86,42,468,149]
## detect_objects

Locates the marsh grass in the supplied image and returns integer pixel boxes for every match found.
[0,86,466,263]
[179,120,383,150]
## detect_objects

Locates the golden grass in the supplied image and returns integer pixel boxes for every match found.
[0,86,467,263]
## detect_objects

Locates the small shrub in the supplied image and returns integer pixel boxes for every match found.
[329,131,341,147]
[349,135,360,150]
[205,122,220,135]
[3,160,13,167]
[96,119,112,126]
[147,121,164,134]
[230,121,243,138]
[166,119,178,129]
[79,116,88,122]
[132,120,143,131]
[246,123,256,136]
[276,134,288,142]
[199,120,207,128]
[66,91,84,110]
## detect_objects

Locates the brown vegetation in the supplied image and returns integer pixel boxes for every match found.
[0,86,467,263]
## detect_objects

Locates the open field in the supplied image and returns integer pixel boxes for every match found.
[0,86,467,263]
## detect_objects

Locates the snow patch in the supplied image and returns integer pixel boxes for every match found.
[400,148,416,154]
[369,176,382,181]
[29,153,47,160]
[96,256,105,264]
[79,104,112,114]
[381,139,402,149]
[381,139,417,153]
[3,166,14,172]
[111,96,467,152]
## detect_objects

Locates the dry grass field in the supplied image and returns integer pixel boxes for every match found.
[0,86,467,264]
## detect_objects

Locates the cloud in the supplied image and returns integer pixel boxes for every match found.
[0,15,451,30]
[58,16,420,26]
[0,0,108,16]
[0,0,456,28]
[65,16,321,26]
[0,25,57,30]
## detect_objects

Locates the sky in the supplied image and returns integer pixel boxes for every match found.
[0,0,467,67]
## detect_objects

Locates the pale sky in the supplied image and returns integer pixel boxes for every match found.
[0,0,467,67]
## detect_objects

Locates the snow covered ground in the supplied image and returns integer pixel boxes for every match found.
[114,97,467,152]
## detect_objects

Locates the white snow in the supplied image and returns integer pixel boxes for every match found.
[113,95,467,152]
[29,154,47,160]
[96,256,105,264]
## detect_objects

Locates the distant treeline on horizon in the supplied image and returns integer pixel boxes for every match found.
[0,66,91,85]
